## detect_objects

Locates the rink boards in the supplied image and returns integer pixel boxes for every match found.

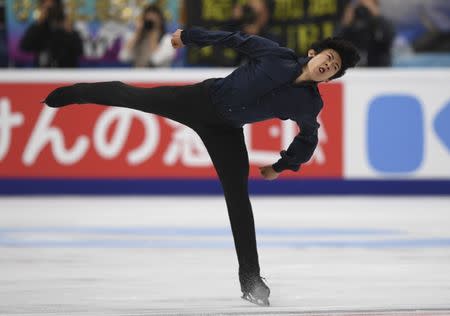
[0,69,449,194]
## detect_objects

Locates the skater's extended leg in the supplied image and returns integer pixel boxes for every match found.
[43,81,209,125]
[198,126,270,305]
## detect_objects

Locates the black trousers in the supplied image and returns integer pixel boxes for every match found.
[46,80,261,281]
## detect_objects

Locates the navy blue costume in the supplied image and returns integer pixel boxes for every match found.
[182,28,323,172]
[43,28,324,298]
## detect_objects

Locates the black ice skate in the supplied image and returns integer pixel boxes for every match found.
[42,84,84,108]
[240,274,270,307]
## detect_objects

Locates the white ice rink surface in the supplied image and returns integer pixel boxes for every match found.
[1,196,450,316]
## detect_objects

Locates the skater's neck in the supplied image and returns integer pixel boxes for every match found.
[295,65,312,83]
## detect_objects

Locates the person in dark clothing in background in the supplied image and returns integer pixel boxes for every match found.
[119,4,175,67]
[20,0,83,67]
[231,0,282,46]
[0,4,8,67]
[215,0,284,66]
[338,0,395,66]
[42,27,359,306]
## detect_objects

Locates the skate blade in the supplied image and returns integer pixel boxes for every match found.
[241,293,270,307]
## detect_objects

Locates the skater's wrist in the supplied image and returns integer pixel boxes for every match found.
[272,162,284,173]
[180,29,189,45]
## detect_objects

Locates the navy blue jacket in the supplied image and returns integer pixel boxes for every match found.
[181,28,323,173]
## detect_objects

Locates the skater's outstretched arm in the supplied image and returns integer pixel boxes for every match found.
[171,27,281,59]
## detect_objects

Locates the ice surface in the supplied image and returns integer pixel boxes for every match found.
[0,196,449,315]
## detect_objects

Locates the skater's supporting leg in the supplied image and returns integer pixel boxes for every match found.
[198,126,260,279]
[44,81,211,126]
[198,126,269,305]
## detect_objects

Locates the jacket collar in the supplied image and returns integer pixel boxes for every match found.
[292,56,317,87]
[297,56,313,66]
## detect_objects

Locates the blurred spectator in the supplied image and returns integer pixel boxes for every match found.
[411,1,450,53]
[19,0,83,67]
[119,4,175,67]
[0,1,7,67]
[381,0,450,67]
[217,0,283,66]
[337,0,395,67]
[231,0,282,44]
[381,0,450,52]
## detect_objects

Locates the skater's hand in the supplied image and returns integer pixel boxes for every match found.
[259,165,279,180]
[171,29,184,49]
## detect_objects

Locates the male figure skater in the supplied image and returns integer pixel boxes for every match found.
[43,27,359,306]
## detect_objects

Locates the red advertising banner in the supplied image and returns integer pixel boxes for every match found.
[0,82,342,179]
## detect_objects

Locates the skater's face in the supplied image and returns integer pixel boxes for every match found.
[306,49,342,82]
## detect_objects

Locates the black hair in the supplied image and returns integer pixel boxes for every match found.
[141,4,166,40]
[310,37,360,80]
[38,0,65,22]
